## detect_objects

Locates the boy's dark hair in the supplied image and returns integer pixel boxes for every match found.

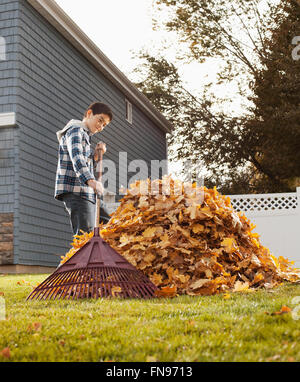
[84,102,113,121]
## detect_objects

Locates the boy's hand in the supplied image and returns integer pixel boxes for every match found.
[94,142,106,161]
[87,179,104,195]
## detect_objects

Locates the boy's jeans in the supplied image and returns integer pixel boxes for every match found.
[61,193,111,236]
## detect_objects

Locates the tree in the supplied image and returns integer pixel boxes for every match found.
[245,0,300,192]
[131,0,300,194]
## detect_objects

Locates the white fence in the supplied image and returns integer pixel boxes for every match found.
[104,187,300,269]
[228,187,300,268]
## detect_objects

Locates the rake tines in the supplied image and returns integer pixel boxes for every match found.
[26,227,158,300]
[27,149,158,301]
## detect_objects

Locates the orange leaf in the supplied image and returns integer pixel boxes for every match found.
[192,224,204,234]
[111,286,122,297]
[269,305,292,315]
[281,306,292,313]
[233,280,249,292]
[154,285,177,298]
[189,279,210,290]
[142,227,157,238]
[1,347,11,359]
[27,322,42,332]
[150,273,163,285]
[223,292,231,299]
[33,322,42,331]
[221,237,236,253]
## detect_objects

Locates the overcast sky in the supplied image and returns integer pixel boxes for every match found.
[55,0,156,76]
[54,0,216,96]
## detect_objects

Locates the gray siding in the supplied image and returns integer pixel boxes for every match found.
[0,128,15,213]
[13,0,167,267]
[0,0,20,264]
[0,0,19,113]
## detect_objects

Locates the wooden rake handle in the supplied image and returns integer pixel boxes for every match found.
[95,148,104,228]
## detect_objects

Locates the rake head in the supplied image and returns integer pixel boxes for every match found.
[26,227,158,300]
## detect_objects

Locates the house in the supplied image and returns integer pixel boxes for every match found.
[0,0,172,273]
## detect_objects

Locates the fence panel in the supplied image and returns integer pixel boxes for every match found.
[229,187,300,268]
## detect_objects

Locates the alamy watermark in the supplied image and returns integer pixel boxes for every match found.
[96,153,205,204]
[0,297,5,321]
[291,296,300,320]
[292,36,300,61]
[0,36,6,61]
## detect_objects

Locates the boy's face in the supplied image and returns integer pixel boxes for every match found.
[85,110,111,135]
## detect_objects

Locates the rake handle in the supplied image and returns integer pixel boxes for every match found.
[95,148,104,228]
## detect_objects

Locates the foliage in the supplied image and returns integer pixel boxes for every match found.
[132,0,300,193]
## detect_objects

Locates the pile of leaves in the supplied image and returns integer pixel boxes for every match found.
[61,175,300,296]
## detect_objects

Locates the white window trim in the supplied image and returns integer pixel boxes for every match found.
[125,99,132,124]
[0,112,16,128]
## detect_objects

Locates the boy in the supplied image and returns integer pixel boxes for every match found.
[54,102,113,236]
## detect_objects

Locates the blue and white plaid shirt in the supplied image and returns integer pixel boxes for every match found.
[54,120,97,204]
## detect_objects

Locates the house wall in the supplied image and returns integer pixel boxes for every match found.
[0,0,20,265]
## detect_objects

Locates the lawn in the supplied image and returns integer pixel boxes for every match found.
[0,274,300,362]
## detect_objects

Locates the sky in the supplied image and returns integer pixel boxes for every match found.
[55,0,238,97]
[56,0,154,78]
[55,0,204,91]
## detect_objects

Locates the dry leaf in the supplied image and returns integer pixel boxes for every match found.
[233,280,249,292]
[271,305,292,315]
[111,286,122,297]
[27,322,42,332]
[154,286,177,298]
[189,279,210,290]
[1,347,10,359]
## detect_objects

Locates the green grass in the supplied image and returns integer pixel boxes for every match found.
[0,274,300,362]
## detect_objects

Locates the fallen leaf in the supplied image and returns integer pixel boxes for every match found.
[111,286,122,297]
[1,347,10,358]
[223,292,231,299]
[281,305,292,313]
[33,322,42,331]
[27,322,42,332]
[271,305,292,315]
[189,279,210,290]
[154,286,177,298]
[233,280,249,292]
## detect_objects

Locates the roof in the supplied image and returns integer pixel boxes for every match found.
[27,0,173,134]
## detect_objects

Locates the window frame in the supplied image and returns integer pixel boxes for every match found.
[125,99,133,124]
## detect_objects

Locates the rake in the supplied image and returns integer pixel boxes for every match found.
[26,149,158,300]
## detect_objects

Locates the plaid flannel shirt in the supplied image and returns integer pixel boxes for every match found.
[54,122,97,204]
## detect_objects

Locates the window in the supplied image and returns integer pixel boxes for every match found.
[125,99,132,124]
